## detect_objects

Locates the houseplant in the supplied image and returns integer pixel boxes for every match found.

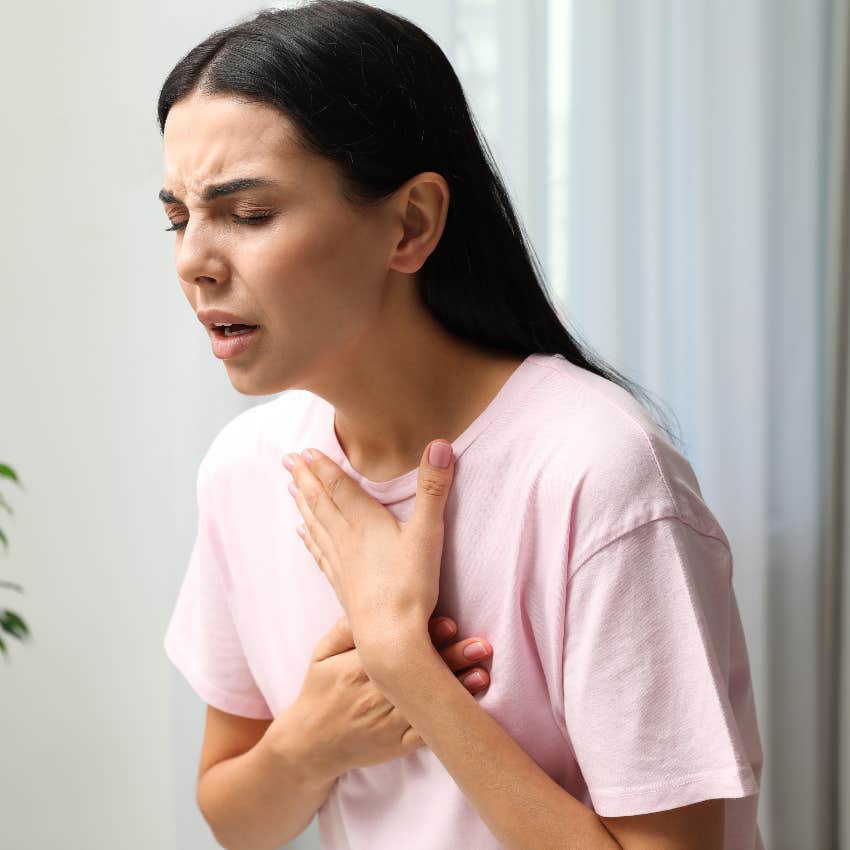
[1,463,30,660]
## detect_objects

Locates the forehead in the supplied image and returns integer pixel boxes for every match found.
[162,94,309,194]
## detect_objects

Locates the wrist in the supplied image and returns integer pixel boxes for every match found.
[358,627,437,687]
[262,702,342,790]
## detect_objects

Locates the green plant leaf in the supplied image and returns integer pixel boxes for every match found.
[0,492,12,515]
[0,527,7,552]
[0,464,21,486]
[0,634,6,659]
[0,580,24,593]
[1,609,29,639]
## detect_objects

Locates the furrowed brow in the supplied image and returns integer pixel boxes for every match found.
[158,177,279,205]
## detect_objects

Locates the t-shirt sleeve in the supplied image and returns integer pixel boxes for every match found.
[163,450,273,720]
[562,515,759,817]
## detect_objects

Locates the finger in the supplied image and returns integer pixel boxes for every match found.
[297,520,332,579]
[438,636,492,672]
[285,451,350,540]
[291,481,339,576]
[410,439,455,536]
[458,667,489,692]
[296,448,386,526]
[428,617,457,645]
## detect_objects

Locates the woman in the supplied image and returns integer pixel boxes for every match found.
[160,2,763,848]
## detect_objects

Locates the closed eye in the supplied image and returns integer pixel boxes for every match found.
[164,214,272,232]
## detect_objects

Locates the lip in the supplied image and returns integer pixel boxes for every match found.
[196,308,259,329]
[209,324,261,359]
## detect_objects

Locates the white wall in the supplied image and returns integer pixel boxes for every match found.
[0,1,287,847]
[0,2,462,849]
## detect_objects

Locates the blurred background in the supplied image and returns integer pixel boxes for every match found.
[1,0,848,848]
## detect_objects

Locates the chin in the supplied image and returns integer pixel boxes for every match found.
[225,368,294,398]
[223,372,274,396]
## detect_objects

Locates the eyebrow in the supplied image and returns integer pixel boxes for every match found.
[158,177,279,204]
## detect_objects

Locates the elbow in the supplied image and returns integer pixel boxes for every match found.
[196,789,239,850]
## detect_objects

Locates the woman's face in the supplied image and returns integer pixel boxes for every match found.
[160,92,403,396]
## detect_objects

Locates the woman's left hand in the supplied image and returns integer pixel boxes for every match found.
[282,439,456,670]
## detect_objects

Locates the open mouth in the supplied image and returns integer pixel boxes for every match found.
[213,323,260,337]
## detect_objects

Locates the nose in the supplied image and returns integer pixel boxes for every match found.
[174,219,230,287]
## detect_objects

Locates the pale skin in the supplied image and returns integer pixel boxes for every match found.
[162,91,726,849]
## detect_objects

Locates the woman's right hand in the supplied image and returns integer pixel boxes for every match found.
[279,615,492,782]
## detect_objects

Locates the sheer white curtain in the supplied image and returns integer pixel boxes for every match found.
[563,3,849,848]
[402,1,846,849]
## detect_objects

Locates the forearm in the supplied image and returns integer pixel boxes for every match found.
[365,636,622,850]
[197,704,338,850]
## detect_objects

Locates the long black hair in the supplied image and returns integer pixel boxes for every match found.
[157,0,682,448]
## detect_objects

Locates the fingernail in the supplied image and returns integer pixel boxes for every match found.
[463,642,488,661]
[302,448,314,464]
[435,619,455,639]
[282,454,295,471]
[463,671,485,688]
[429,441,452,468]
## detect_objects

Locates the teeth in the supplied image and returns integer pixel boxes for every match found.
[214,322,233,327]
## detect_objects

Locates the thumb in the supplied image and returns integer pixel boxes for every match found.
[311,615,356,662]
[410,439,455,533]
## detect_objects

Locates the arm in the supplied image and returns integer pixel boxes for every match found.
[365,633,727,850]
[364,633,622,850]
[198,702,337,850]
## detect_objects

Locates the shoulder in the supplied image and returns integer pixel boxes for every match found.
[527,356,730,568]
[198,389,319,491]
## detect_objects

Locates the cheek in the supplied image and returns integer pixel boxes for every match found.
[302,201,387,272]
[250,224,379,342]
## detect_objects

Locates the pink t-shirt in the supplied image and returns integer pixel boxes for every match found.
[164,352,764,849]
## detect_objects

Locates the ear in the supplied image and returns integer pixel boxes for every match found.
[389,171,450,274]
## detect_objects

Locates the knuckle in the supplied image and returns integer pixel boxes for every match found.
[352,691,382,717]
[327,473,346,500]
[343,665,368,687]
[420,470,447,497]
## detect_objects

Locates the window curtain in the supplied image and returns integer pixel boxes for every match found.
[559,2,849,849]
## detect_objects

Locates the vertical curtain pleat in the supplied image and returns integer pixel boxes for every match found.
[823,1,850,846]
[561,2,844,846]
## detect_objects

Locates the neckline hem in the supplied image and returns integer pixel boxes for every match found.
[323,353,556,503]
